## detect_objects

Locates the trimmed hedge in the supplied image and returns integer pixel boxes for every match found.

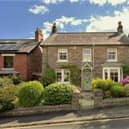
[111,84,125,97]
[92,78,113,91]
[19,81,44,107]
[43,83,77,105]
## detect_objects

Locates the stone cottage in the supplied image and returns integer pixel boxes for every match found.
[0,28,43,80]
[42,22,129,90]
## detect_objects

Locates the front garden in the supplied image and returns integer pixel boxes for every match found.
[0,76,79,114]
[92,77,129,98]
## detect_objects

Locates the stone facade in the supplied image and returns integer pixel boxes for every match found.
[42,45,129,88]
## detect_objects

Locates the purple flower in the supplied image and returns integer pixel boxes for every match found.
[121,76,129,85]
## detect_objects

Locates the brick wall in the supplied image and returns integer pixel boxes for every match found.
[28,46,43,80]
[0,46,43,80]
[14,54,28,80]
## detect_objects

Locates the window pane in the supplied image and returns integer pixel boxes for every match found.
[4,56,13,68]
[58,49,68,61]
[64,71,70,82]
[107,49,117,61]
[56,72,62,82]
[60,53,67,60]
[83,49,91,62]
[110,69,118,82]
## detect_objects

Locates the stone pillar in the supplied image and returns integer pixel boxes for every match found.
[72,90,80,110]
[94,89,103,108]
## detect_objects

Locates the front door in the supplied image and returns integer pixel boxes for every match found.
[82,63,92,90]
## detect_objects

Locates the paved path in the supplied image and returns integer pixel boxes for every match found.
[1,105,129,128]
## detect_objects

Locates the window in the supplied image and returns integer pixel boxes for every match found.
[4,56,14,68]
[103,67,121,82]
[2,54,15,69]
[58,49,68,62]
[107,48,117,62]
[56,69,70,83]
[83,48,92,62]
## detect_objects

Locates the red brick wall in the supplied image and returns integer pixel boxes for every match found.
[14,54,28,80]
[0,46,43,80]
[28,46,43,80]
[0,55,4,69]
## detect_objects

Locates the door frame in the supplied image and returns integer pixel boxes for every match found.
[81,63,93,91]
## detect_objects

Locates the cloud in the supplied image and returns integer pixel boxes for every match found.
[69,0,80,3]
[42,0,64,4]
[89,0,128,6]
[42,16,88,38]
[29,5,49,15]
[86,8,129,33]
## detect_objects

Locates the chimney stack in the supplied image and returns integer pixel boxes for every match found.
[35,28,43,42]
[117,21,123,34]
[51,22,57,35]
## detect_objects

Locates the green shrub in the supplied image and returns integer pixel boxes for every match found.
[42,64,56,86]
[10,74,23,85]
[19,81,44,107]
[0,77,14,88]
[122,64,129,78]
[111,84,125,97]
[124,84,129,97]
[91,78,113,91]
[0,86,19,112]
[43,83,77,105]
[0,101,14,112]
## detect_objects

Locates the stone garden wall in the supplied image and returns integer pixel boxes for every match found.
[94,89,129,108]
[0,92,80,117]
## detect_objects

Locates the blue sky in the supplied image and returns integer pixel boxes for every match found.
[0,0,129,39]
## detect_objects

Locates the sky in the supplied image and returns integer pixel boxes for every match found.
[0,0,129,39]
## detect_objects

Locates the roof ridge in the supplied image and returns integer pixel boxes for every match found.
[56,32,117,34]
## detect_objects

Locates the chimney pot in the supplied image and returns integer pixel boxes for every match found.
[117,21,123,34]
[35,28,43,42]
[51,22,57,35]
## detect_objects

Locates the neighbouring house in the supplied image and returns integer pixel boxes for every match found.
[0,28,43,80]
[42,21,129,90]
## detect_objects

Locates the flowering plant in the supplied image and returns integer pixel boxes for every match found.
[121,76,129,85]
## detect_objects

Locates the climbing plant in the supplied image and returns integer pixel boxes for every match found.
[122,64,129,78]
[60,64,81,86]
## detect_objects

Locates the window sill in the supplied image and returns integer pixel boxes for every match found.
[57,60,68,63]
[2,68,14,70]
[82,60,92,63]
[56,81,70,84]
[107,60,118,62]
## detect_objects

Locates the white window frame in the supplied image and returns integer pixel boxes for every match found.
[107,48,117,62]
[1,54,15,70]
[83,48,92,62]
[56,69,70,83]
[57,48,68,62]
[103,67,121,82]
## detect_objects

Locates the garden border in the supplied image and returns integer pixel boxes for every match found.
[94,89,129,108]
[0,92,80,117]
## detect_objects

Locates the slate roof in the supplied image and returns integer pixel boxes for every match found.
[0,39,40,53]
[43,32,129,46]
